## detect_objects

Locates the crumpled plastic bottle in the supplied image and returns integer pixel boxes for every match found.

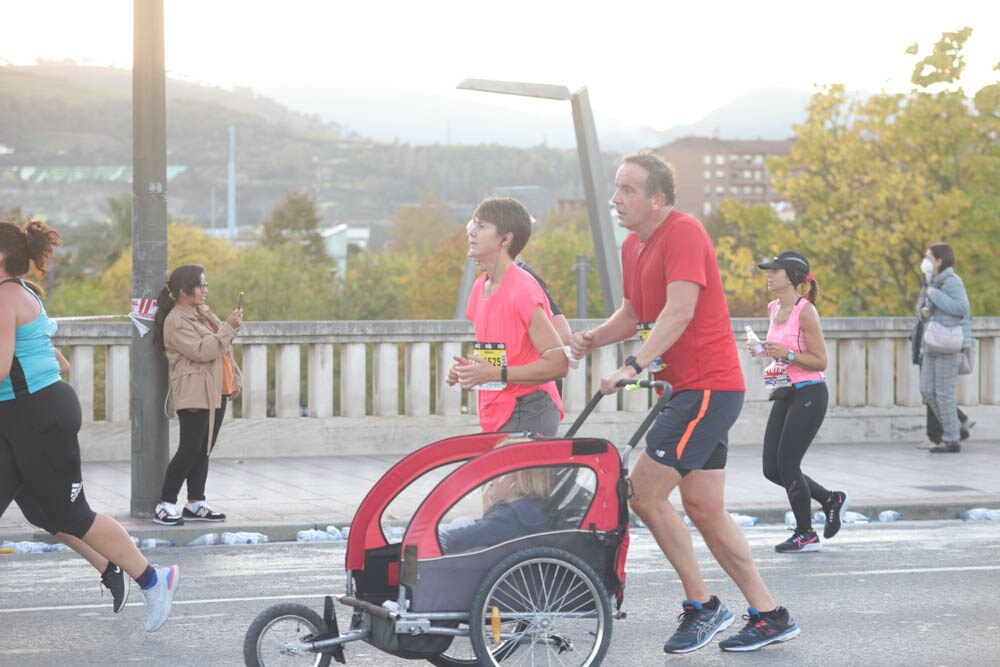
[878,510,903,522]
[222,532,268,545]
[140,538,176,549]
[729,513,760,527]
[186,533,219,547]
[842,511,871,524]
[2,541,48,553]
[957,508,1000,521]
[296,529,338,542]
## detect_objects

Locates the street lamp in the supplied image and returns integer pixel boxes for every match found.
[455,78,622,317]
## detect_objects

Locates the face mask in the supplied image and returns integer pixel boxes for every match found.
[920,257,934,277]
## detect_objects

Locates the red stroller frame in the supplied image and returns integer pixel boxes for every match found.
[244,380,671,667]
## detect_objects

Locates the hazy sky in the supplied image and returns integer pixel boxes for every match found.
[2,0,998,131]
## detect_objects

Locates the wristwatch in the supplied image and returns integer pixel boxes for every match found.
[623,355,643,374]
[784,350,796,364]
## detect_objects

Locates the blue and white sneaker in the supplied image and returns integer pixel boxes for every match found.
[719,606,800,651]
[141,565,179,632]
[663,596,734,653]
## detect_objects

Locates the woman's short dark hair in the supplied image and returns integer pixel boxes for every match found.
[152,264,205,351]
[472,197,533,259]
[929,243,955,270]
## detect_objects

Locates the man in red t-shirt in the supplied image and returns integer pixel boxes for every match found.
[570,152,799,654]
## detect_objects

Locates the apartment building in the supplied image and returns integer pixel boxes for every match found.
[656,137,794,220]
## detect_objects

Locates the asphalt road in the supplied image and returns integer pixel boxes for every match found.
[1,520,999,666]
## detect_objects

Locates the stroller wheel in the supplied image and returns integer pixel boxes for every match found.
[244,602,326,667]
[469,547,612,666]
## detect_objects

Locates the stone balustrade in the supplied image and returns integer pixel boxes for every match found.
[54,317,1000,425]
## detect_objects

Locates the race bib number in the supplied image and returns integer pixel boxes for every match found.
[763,360,791,390]
[474,342,507,391]
[636,322,666,372]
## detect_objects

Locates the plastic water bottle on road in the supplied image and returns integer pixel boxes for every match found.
[2,541,51,553]
[842,511,871,524]
[296,529,338,542]
[186,533,219,546]
[140,538,176,549]
[222,532,268,544]
[878,510,903,522]
[957,508,1000,521]
[730,513,760,527]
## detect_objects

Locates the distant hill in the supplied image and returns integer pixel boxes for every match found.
[267,85,810,152]
[0,62,809,231]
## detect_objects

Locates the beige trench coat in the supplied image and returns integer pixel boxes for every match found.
[164,303,243,451]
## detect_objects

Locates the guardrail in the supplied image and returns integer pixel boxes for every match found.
[53,317,1000,424]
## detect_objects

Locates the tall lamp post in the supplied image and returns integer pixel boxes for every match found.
[455,79,621,317]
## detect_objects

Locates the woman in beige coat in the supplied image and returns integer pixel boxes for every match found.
[152,264,243,526]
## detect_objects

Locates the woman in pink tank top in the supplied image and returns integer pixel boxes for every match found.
[753,251,851,555]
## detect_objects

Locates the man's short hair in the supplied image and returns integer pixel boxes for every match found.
[622,151,676,206]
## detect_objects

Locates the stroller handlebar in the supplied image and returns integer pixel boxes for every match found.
[563,379,672,439]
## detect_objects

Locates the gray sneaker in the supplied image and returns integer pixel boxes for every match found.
[141,565,179,632]
[663,596,734,654]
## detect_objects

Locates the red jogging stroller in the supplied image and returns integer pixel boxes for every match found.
[244,380,671,667]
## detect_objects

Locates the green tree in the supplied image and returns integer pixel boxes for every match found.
[385,186,461,257]
[522,208,604,318]
[260,189,327,261]
[717,27,1000,315]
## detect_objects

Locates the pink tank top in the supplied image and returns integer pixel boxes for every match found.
[766,297,825,385]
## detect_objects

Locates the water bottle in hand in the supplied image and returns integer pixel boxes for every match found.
[878,510,903,522]
[222,532,268,545]
[186,533,219,546]
[745,326,765,358]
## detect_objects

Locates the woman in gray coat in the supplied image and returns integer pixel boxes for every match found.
[919,243,971,453]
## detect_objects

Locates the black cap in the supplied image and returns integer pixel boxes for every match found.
[758,250,810,273]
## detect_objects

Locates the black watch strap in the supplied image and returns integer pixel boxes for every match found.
[624,355,643,374]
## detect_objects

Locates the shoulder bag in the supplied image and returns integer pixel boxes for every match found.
[923,320,963,354]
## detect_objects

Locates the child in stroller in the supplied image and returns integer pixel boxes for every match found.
[439,467,553,554]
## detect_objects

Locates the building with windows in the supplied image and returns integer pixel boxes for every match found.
[655,137,794,220]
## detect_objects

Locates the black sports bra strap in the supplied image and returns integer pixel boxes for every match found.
[0,278,23,287]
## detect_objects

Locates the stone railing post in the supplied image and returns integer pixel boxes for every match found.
[275,343,301,417]
[406,342,431,416]
[242,343,268,418]
[340,342,366,417]
[70,345,95,422]
[374,342,400,416]
[106,344,131,422]
[308,343,334,418]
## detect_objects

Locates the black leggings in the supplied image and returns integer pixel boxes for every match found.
[762,382,831,533]
[160,397,227,505]
[0,382,97,537]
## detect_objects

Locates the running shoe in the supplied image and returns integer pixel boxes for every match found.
[101,562,130,613]
[719,606,800,652]
[822,489,851,539]
[183,501,226,522]
[141,565,179,632]
[775,530,822,553]
[153,502,183,526]
[663,596,734,654]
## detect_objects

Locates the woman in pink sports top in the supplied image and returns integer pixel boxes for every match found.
[446,197,567,435]
[754,251,851,555]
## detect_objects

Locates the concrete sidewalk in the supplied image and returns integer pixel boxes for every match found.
[2,438,999,545]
